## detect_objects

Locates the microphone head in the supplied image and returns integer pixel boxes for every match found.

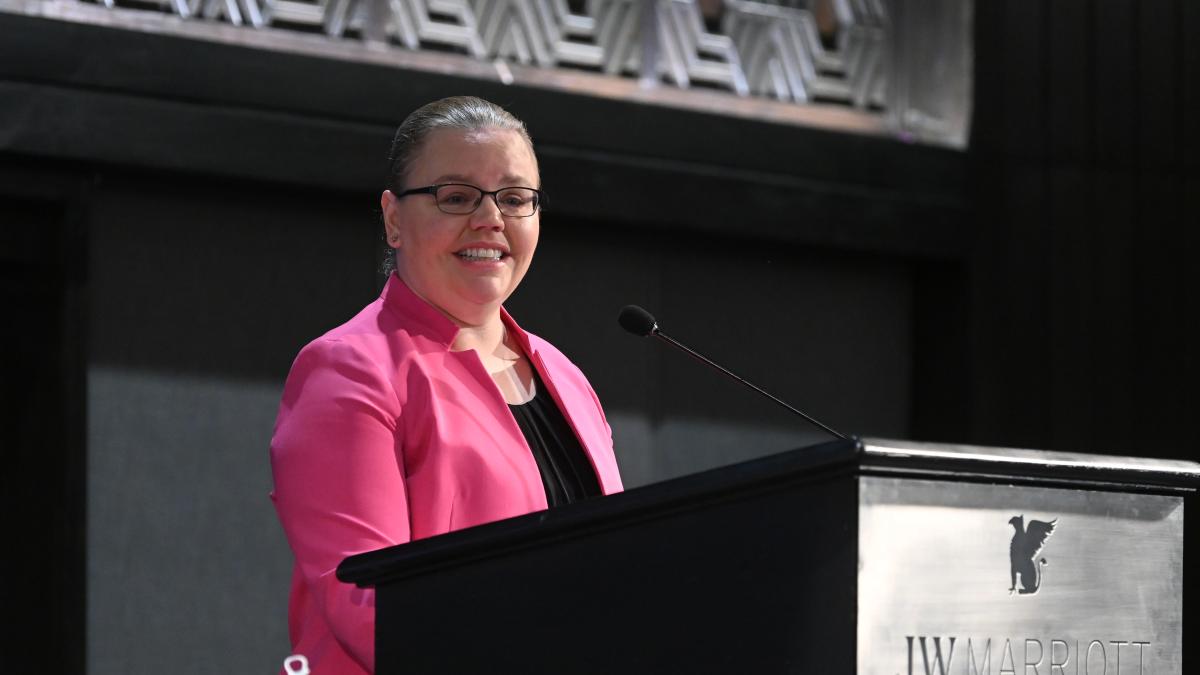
[618,305,658,337]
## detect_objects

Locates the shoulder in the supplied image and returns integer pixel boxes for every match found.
[281,297,414,408]
[282,336,399,411]
[314,295,390,344]
[289,302,388,377]
[288,294,435,375]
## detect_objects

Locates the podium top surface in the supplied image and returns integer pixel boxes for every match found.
[338,438,1199,587]
[859,437,1200,486]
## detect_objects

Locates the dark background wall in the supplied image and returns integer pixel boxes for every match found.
[0,1,1196,673]
[969,0,1199,460]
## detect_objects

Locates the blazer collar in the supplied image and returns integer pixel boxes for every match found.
[380,274,536,354]
[500,306,538,358]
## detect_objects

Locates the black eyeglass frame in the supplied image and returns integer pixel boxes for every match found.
[395,183,545,217]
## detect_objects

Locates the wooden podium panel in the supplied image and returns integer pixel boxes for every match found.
[339,439,1198,674]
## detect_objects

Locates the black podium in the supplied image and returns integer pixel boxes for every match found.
[338,438,1197,674]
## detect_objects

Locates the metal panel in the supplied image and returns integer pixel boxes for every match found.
[3,0,973,147]
[858,475,1183,674]
[886,0,972,146]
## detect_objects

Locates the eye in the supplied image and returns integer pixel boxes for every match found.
[498,189,534,208]
[439,188,474,206]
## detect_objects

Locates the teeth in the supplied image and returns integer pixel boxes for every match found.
[457,248,504,260]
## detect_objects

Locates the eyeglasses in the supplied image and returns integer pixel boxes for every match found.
[396,183,543,218]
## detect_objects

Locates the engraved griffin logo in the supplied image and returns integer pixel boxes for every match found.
[1008,515,1057,595]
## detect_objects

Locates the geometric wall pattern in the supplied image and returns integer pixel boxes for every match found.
[724,0,885,107]
[63,0,970,146]
[79,0,883,103]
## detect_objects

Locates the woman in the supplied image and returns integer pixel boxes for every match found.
[270,96,624,674]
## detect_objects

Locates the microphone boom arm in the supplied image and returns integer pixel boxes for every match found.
[651,328,848,441]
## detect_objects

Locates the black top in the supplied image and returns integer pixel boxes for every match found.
[508,372,603,508]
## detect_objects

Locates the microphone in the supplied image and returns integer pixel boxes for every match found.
[617,304,658,337]
[617,305,848,441]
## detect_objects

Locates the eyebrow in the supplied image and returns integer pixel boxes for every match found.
[431,174,537,187]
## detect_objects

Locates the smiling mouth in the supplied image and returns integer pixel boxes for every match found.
[456,248,506,262]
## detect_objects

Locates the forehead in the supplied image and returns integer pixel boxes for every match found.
[410,127,539,186]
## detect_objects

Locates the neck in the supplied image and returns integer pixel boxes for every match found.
[451,314,507,355]
[395,272,507,347]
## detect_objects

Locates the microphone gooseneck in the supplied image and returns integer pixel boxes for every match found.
[617,305,848,441]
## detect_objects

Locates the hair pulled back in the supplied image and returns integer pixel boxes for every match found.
[381,96,535,275]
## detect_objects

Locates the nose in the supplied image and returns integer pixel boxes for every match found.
[468,194,505,230]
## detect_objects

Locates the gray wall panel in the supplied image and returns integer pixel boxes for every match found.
[85,176,376,673]
[87,366,290,674]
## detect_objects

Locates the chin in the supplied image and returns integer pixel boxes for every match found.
[457,280,514,307]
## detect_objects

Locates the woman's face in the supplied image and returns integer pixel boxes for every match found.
[381,127,540,325]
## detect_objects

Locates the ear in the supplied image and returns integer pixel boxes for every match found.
[380,190,402,248]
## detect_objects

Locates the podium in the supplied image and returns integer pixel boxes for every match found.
[338,438,1198,674]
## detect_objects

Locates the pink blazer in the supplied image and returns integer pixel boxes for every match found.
[270,275,624,674]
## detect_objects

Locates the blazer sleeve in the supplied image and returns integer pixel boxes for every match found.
[270,338,408,672]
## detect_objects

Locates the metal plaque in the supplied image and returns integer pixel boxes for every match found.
[857,476,1183,675]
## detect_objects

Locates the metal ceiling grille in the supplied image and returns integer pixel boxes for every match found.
[9,0,972,147]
